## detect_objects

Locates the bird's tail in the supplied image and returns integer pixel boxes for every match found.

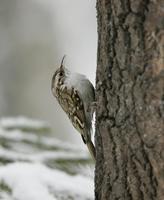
[86,140,96,161]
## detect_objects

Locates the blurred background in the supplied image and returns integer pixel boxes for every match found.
[0,0,97,145]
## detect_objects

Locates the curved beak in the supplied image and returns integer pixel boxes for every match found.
[60,55,66,69]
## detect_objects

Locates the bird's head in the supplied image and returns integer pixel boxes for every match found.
[51,55,68,95]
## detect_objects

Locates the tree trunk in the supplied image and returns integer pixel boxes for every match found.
[95,0,164,200]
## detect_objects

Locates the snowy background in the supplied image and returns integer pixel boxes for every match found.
[0,0,96,199]
[0,117,94,199]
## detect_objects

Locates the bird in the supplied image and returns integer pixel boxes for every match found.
[51,56,96,161]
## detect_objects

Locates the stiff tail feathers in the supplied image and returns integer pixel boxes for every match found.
[86,140,96,161]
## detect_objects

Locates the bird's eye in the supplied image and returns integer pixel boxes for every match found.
[59,71,63,76]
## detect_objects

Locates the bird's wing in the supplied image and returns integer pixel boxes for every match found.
[57,85,89,143]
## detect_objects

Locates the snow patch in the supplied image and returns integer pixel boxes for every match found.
[0,116,50,130]
[0,162,93,200]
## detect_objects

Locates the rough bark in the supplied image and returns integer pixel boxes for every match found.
[95,0,164,200]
